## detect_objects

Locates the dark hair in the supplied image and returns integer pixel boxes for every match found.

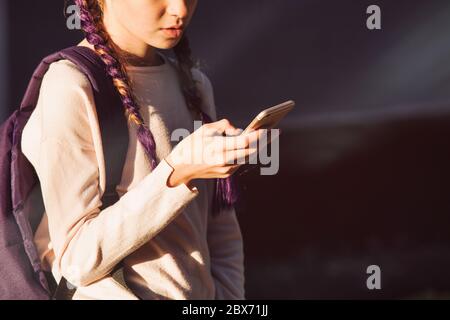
[74,0,238,215]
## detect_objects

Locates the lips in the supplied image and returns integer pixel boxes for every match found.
[161,28,183,38]
[166,24,184,30]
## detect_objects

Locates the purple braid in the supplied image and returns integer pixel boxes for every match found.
[75,0,158,169]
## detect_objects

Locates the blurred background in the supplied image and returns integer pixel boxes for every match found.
[2,0,450,299]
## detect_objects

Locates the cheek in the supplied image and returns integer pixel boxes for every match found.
[112,0,163,35]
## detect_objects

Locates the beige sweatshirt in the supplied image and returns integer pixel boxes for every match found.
[21,48,245,300]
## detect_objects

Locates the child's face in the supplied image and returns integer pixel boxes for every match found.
[105,0,198,49]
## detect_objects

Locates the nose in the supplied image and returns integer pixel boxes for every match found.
[166,0,189,20]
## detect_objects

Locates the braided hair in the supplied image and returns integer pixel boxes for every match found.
[74,0,238,215]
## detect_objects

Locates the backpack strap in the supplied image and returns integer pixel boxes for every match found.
[19,46,130,299]
[20,46,128,210]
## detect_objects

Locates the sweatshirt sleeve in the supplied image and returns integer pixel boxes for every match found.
[24,60,200,287]
[194,69,246,299]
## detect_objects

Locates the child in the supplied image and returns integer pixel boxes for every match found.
[21,0,265,299]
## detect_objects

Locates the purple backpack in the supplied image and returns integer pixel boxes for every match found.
[0,46,129,299]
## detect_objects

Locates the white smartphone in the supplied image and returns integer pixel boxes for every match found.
[241,100,295,134]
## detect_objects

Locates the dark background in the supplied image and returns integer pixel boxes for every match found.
[2,0,450,299]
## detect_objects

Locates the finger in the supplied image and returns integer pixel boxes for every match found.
[219,165,241,178]
[223,147,258,165]
[223,127,243,136]
[221,129,280,163]
[208,119,237,136]
[221,129,263,151]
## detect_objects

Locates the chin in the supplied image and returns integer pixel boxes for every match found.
[149,37,182,50]
[157,42,178,50]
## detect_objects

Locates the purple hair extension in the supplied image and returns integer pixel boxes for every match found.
[75,0,158,170]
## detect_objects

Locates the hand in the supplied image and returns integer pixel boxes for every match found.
[165,119,277,187]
